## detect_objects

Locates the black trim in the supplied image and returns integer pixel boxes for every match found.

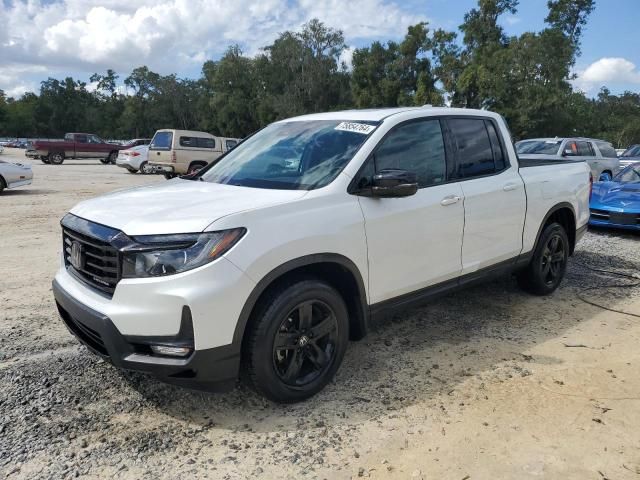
[53,280,238,392]
[232,253,369,347]
[518,156,587,168]
[576,223,588,243]
[370,256,523,319]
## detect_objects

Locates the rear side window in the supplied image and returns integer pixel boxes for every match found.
[448,118,495,178]
[576,141,593,156]
[150,132,173,150]
[180,136,215,148]
[596,141,617,158]
[374,119,446,188]
[226,139,238,150]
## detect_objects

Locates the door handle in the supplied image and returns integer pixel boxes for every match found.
[440,195,461,206]
[503,183,519,191]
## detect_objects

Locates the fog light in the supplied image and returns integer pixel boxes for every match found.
[150,345,192,357]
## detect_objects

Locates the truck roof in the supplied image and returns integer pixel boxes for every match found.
[281,107,503,122]
[520,137,612,144]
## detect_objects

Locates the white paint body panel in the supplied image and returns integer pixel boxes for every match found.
[55,107,590,354]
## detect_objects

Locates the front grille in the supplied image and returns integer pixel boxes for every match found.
[590,209,639,225]
[63,227,120,296]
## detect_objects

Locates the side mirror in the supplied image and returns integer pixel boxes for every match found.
[368,169,418,198]
[599,172,612,182]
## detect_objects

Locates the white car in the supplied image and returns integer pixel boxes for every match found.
[0,159,33,194]
[115,145,153,174]
[53,107,590,402]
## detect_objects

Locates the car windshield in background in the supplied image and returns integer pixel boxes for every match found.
[621,145,640,157]
[614,164,640,183]
[150,132,173,150]
[199,120,379,190]
[516,140,561,155]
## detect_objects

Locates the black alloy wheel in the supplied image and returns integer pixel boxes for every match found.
[245,277,349,403]
[273,300,339,387]
[517,222,569,295]
[540,233,566,286]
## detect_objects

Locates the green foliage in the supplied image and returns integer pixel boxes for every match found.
[0,3,639,148]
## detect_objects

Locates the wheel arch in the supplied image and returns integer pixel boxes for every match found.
[188,160,208,172]
[533,202,577,255]
[233,254,369,355]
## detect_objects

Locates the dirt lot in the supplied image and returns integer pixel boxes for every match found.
[1,147,640,480]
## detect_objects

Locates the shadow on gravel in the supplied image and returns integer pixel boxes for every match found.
[587,225,640,240]
[0,188,58,195]
[114,248,640,430]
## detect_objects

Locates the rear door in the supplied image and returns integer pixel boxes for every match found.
[357,118,465,304]
[446,117,526,275]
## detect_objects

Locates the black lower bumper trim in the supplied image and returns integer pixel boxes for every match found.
[53,279,240,392]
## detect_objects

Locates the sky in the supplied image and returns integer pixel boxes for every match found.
[1,0,639,99]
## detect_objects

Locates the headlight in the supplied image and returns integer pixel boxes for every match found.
[121,228,246,278]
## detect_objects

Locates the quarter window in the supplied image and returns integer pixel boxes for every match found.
[373,119,446,188]
[596,141,617,158]
[180,136,215,148]
[486,121,507,171]
[448,118,495,178]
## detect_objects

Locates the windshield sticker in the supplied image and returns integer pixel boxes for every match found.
[334,122,376,135]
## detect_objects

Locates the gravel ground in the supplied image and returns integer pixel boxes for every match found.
[1,148,639,479]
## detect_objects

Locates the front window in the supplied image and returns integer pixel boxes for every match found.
[622,145,640,157]
[614,164,640,183]
[150,131,173,150]
[199,120,379,190]
[516,140,561,155]
[87,134,103,144]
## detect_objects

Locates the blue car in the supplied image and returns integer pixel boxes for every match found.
[589,162,640,231]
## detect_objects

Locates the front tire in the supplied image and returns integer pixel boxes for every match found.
[49,152,65,165]
[245,277,349,403]
[517,222,569,295]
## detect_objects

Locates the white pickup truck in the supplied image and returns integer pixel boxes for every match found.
[53,107,590,402]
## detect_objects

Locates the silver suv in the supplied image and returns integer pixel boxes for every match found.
[516,137,620,180]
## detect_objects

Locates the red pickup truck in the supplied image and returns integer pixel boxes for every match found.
[26,133,125,165]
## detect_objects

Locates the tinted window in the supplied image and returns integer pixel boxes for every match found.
[75,134,88,144]
[516,140,561,155]
[596,141,617,158]
[374,119,446,187]
[449,118,495,177]
[87,134,102,144]
[150,131,173,150]
[486,121,507,171]
[576,141,592,156]
[226,139,238,150]
[197,137,215,149]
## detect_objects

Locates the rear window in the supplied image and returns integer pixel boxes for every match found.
[449,118,496,178]
[180,136,215,149]
[150,132,173,150]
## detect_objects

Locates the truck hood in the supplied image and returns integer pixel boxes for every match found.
[69,179,309,235]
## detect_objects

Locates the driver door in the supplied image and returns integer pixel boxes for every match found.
[355,118,465,304]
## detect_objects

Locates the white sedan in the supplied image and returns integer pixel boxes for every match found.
[115,145,153,174]
[0,159,33,194]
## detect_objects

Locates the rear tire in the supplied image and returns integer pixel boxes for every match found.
[187,162,206,175]
[139,162,153,175]
[517,222,569,295]
[49,152,65,165]
[244,277,349,403]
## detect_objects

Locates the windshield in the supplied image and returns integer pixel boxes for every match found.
[621,145,640,157]
[614,164,640,183]
[199,120,378,190]
[516,140,561,155]
[150,131,173,150]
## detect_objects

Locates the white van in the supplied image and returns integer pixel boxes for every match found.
[148,129,240,177]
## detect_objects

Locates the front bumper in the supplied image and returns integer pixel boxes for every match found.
[53,279,240,391]
[25,149,40,159]
[589,217,640,231]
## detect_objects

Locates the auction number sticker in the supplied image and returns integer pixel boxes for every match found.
[334,122,376,134]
